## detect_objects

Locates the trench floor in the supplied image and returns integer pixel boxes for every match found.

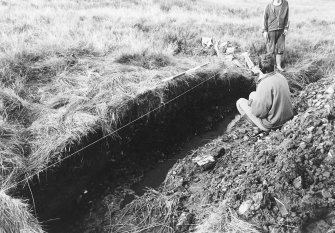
[52,111,238,233]
[131,111,238,196]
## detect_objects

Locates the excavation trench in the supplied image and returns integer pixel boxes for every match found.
[22,69,255,232]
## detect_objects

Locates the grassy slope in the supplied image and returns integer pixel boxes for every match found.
[0,0,334,232]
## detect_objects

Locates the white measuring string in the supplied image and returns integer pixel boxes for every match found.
[6,70,220,192]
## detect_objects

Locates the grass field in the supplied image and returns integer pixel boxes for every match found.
[0,0,335,232]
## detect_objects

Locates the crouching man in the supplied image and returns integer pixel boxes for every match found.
[236,54,293,132]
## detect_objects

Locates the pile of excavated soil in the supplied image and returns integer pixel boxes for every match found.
[154,75,335,232]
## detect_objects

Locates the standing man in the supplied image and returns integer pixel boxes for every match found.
[236,54,293,131]
[262,0,290,72]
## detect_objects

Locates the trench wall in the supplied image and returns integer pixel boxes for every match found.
[23,68,255,232]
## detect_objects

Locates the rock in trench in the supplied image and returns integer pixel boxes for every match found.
[238,200,252,215]
[293,176,302,189]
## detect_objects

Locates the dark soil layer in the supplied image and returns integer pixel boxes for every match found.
[139,75,335,232]
[21,67,254,232]
[97,60,334,233]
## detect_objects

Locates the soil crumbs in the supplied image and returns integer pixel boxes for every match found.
[162,76,335,233]
[109,75,335,233]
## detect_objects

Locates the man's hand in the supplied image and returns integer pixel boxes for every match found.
[263,31,268,41]
[248,92,256,106]
[251,66,261,75]
[283,29,288,36]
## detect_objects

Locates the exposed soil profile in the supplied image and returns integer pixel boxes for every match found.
[22,68,254,233]
[10,53,332,233]
[1,0,335,232]
[104,62,334,233]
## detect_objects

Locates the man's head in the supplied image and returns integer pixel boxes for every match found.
[258,53,275,74]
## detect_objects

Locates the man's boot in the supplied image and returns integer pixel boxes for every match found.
[276,54,285,72]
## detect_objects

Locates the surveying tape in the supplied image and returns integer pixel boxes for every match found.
[4,68,221,193]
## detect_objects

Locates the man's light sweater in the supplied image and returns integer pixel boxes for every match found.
[250,72,293,129]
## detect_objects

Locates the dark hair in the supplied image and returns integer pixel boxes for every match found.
[258,53,275,74]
